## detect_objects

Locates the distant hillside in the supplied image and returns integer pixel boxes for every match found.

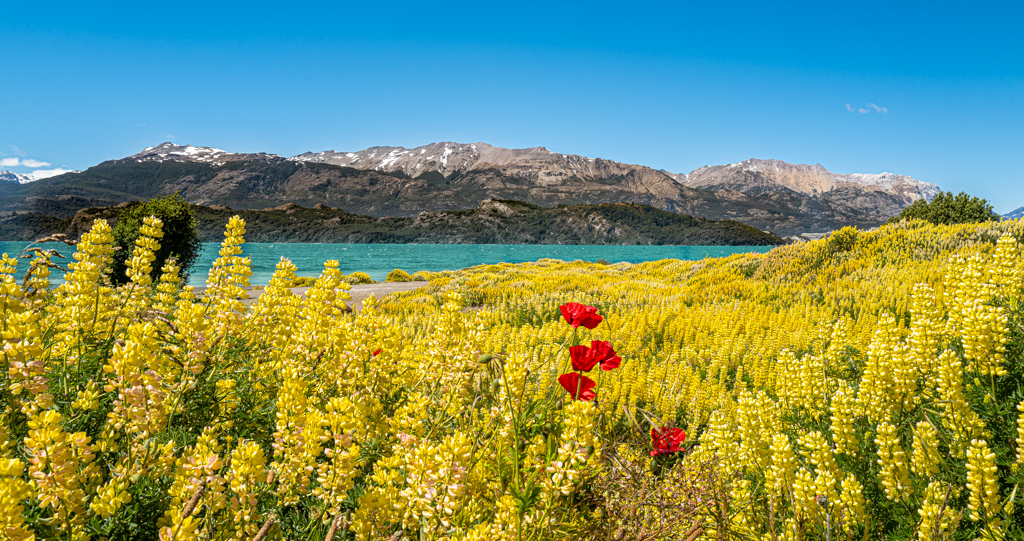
[0,142,941,236]
[1003,206,1024,220]
[0,199,785,246]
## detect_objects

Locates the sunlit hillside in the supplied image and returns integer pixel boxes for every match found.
[2,216,1023,540]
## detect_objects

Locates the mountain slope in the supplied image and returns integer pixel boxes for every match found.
[0,142,940,236]
[677,158,939,215]
[1,199,785,245]
[1003,207,1024,220]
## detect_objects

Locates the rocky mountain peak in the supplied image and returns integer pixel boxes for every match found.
[287,141,614,180]
[676,158,939,204]
[1,169,79,184]
[0,171,26,184]
[123,142,283,165]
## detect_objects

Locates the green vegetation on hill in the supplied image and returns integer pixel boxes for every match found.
[1,199,785,246]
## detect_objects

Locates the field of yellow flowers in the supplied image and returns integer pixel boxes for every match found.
[2,215,1024,540]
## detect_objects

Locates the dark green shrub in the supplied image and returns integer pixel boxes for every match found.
[889,191,1000,226]
[110,194,201,285]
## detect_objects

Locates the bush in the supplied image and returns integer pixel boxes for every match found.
[385,268,411,282]
[343,271,376,285]
[286,276,318,287]
[410,271,430,281]
[110,194,201,285]
[889,191,1000,226]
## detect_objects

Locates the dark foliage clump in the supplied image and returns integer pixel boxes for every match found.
[110,193,201,284]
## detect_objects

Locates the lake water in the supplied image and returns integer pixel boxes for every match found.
[0,242,774,287]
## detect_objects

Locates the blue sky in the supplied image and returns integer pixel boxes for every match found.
[2,1,1022,210]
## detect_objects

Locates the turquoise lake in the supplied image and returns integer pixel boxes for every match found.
[0,242,775,287]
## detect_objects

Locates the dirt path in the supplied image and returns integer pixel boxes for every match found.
[210,281,428,312]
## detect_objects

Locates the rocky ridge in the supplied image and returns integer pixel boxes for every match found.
[676,158,939,204]
[0,141,942,236]
[123,142,284,166]
[1,169,81,184]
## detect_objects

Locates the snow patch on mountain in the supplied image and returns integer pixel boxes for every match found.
[287,141,621,181]
[129,142,230,165]
[0,168,79,183]
[124,142,282,166]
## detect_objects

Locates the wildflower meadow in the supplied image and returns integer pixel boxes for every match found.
[3,214,1024,540]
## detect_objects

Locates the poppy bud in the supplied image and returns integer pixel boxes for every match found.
[490,380,501,394]
[585,444,595,456]
[477,354,492,364]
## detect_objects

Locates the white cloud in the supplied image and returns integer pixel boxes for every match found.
[23,168,75,181]
[0,157,51,168]
[847,102,888,114]
[9,146,26,157]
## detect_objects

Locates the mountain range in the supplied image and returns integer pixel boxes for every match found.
[0,169,80,184]
[0,141,941,236]
[1003,207,1024,220]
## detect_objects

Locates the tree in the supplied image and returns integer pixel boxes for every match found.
[110,194,201,285]
[888,191,1000,226]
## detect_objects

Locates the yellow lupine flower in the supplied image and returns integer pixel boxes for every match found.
[911,420,941,478]
[966,439,1001,525]
[875,421,912,501]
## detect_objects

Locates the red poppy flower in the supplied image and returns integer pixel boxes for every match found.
[570,341,622,372]
[589,340,621,371]
[559,302,603,330]
[569,345,596,371]
[372,349,382,356]
[650,427,686,456]
[558,372,597,401]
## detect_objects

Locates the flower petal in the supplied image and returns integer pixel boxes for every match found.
[558,372,596,401]
[570,344,598,372]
